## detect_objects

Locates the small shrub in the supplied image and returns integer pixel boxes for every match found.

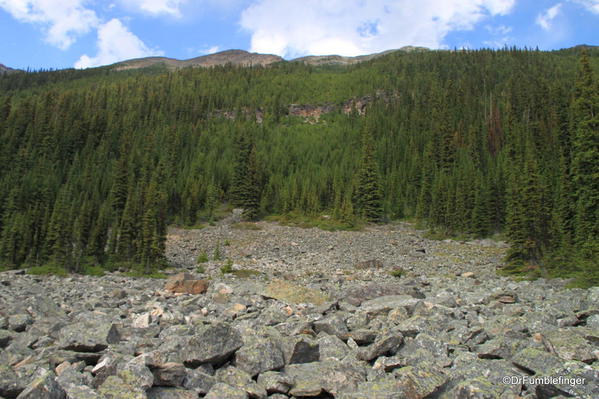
[389,268,404,278]
[220,259,234,274]
[81,264,105,276]
[196,265,205,274]
[27,263,68,277]
[224,239,231,246]
[197,251,209,263]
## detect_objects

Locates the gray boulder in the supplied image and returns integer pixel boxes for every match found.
[16,369,65,399]
[183,323,243,367]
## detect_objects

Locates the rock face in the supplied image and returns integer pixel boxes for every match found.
[0,221,597,398]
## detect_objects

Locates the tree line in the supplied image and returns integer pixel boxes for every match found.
[0,47,596,284]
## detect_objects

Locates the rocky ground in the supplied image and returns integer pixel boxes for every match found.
[0,216,597,399]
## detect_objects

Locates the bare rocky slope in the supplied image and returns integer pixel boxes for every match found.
[0,215,597,398]
[111,46,428,71]
[0,64,17,74]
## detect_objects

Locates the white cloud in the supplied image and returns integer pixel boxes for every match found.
[536,3,562,30]
[0,0,99,49]
[571,0,599,14]
[203,45,220,54]
[239,0,516,58]
[75,18,162,68]
[121,0,188,17]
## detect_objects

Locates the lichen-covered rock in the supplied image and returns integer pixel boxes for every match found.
[203,383,248,399]
[182,323,243,367]
[234,337,285,377]
[118,357,154,391]
[181,368,216,395]
[453,377,510,399]
[97,375,147,399]
[318,333,350,360]
[313,313,349,339]
[541,329,597,363]
[256,371,292,395]
[0,364,29,398]
[512,347,564,375]
[397,333,451,367]
[285,359,366,397]
[16,369,65,399]
[151,363,187,387]
[360,295,421,316]
[214,367,266,399]
[58,322,121,352]
[146,387,197,399]
[0,330,13,349]
[8,314,32,333]
[357,330,403,361]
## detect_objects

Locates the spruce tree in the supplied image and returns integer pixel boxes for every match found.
[354,128,384,222]
[230,128,251,207]
[242,144,261,220]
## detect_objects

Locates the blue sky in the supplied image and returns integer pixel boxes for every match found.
[0,0,597,70]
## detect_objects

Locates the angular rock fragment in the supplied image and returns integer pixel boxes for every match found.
[151,363,187,387]
[15,369,65,399]
[234,337,285,377]
[256,371,293,395]
[204,383,248,399]
[183,323,243,367]
[164,273,209,295]
[58,322,121,352]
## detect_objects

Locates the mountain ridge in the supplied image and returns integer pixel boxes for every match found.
[0,63,18,74]
[111,46,429,71]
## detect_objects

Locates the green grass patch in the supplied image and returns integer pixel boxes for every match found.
[27,263,68,277]
[178,223,207,230]
[81,264,105,276]
[232,222,263,230]
[389,268,405,278]
[0,264,14,272]
[264,280,329,305]
[196,265,206,274]
[197,251,209,263]
[265,212,363,231]
[220,259,234,274]
[231,268,262,278]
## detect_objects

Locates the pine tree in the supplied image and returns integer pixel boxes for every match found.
[141,165,168,270]
[230,128,251,207]
[354,128,384,222]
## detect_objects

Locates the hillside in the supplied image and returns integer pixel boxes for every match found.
[0,219,596,398]
[0,47,597,288]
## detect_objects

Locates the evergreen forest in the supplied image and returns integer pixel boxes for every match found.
[0,47,597,286]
